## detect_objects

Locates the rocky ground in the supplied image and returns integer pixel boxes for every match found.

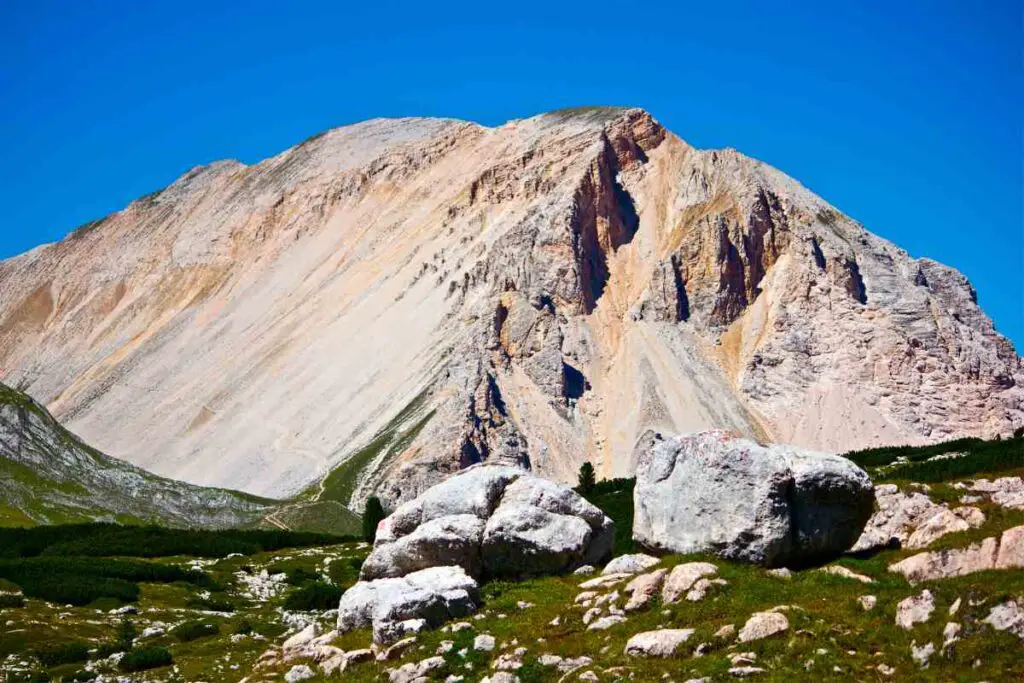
[2,471,1022,682]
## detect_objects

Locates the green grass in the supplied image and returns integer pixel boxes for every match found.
[844,435,1023,482]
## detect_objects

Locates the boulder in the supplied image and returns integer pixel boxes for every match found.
[337,566,479,643]
[634,431,873,566]
[624,628,695,657]
[362,465,613,581]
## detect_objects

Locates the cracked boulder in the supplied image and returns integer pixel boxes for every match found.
[633,431,873,567]
[361,464,614,581]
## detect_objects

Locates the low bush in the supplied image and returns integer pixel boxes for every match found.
[845,435,1024,482]
[0,557,213,606]
[187,594,235,612]
[0,524,352,560]
[33,642,90,668]
[580,477,635,556]
[283,581,343,611]
[171,620,219,642]
[118,646,173,673]
[0,593,25,608]
[63,671,96,682]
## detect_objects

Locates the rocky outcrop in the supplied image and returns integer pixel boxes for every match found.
[633,431,873,566]
[0,108,1018,505]
[852,484,986,552]
[336,565,479,644]
[360,465,613,581]
[888,524,1024,582]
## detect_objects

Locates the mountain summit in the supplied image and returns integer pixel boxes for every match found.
[0,107,1019,508]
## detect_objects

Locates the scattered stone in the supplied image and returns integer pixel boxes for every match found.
[687,578,728,601]
[766,567,792,579]
[896,590,935,630]
[819,565,873,584]
[729,652,757,665]
[662,562,719,604]
[603,554,661,575]
[578,672,599,682]
[623,629,695,657]
[283,623,319,651]
[634,431,873,566]
[473,634,496,652]
[910,641,935,668]
[948,597,961,616]
[284,665,315,683]
[728,666,766,677]
[624,569,668,612]
[587,615,627,631]
[579,573,631,590]
[737,611,789,643]
[548,616,560,626]
[942,622,960,649]
[377,637,417,662]
[877,663,895,676]
[714,624,736,639]
[573,565,596,575]
[984,600,1024,639]
[575,591,599,604]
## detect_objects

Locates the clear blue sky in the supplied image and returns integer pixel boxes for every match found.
[2,1,1021,349]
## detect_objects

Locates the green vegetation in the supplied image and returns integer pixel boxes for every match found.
[313,392,433,508]
[171,620,220,643]
[579,476,636,556]
[33,642,90,668]
[118,646,173,673]
[283,580,344,611]
[0,523,351,559]
[362,496,385,542]
[844,434,1023,482]
[576,462,596,495]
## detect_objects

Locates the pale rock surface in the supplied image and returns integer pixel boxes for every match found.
[910,641,935,668]
[889,525,1024,582]
[818,565,874,584]
[661,562,719,604]
[587,615,627,631]
[603,554,660,575]
[623,569,668,612]
[984,600,1024,639]
[687,578,728,601]
[858,595,877,611]
[634,431,873,566]
[895,590,935,630]
[737,611,789,642]
[361,465,613,581]
[624,629,695,657]
[337,565,479,643]
[851,485,984,552]
[1,108,1018,506]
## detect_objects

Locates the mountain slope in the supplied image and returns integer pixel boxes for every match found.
[0,381,274,527]
[0,108,1019,509]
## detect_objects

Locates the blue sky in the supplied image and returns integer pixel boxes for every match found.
[1,1,1021,348]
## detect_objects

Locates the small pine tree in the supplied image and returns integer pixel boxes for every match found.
[362,496,386,543]
[577,462,596,496]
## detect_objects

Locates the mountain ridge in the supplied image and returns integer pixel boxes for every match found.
[0,107,1019,510]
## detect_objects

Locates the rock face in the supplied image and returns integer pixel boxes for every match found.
[0,108,1019,504]
[852,484,985,552]
[888,524,1024,582]
[633,431,873,566]
[360,465,613,580]
[336,565,479,643]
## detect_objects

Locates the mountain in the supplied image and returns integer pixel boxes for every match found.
[0,380,273,527]
[0,107,1019,511]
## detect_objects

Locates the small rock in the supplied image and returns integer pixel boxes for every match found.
[877,663,895,676]
[714,624,735,638]
[549,616,561,626]
[737,612,789,643]
[948,597,962,616]
[662,562,719,604]
[578,672,599,682]
[623,629,695,657]
[624,569,668,612]
[942,622,960,648]
[858,595,877,611]
[687,578,728,601]
[284,665,315,683]
[587,615,627,631]
[573,565,596,575]
[582,608,601,625]
[579,573,631,590]
[602,554,660,576]
[818,565,873,584]
[728,666,765,677]
[474,634,496,652]
[984,600,1024,639]
[910,641,935,668]
[766,567,792,579]
[895,590,934,630]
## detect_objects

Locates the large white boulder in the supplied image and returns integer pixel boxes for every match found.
[362,464,614,580]
[337,566,479,643]
[633,431,873,567]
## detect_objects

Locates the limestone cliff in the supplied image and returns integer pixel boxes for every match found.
[0,108,1019,508]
